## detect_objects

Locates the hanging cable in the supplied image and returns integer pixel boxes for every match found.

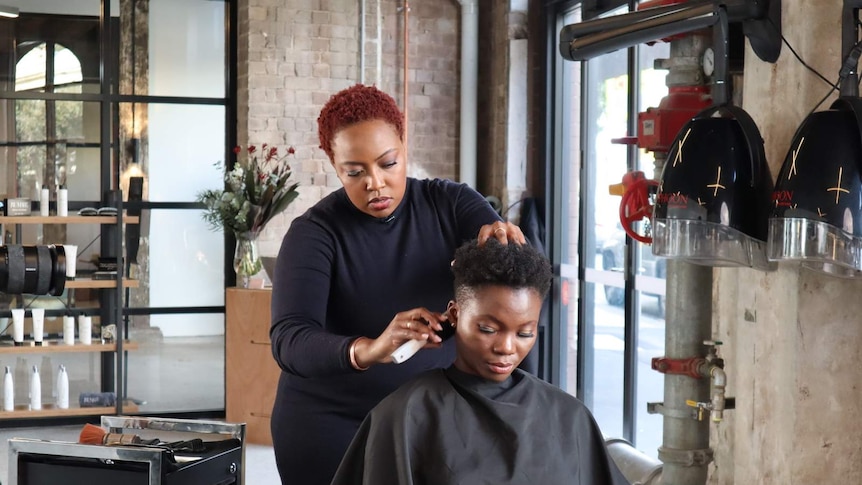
[768,16,837,90]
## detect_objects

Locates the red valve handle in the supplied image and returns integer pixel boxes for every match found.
[619,177,659,244]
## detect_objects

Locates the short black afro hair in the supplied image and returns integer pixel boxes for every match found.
[451,239,552,301]
[317,84,404,161]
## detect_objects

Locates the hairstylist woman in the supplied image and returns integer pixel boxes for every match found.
[269,84,524,485]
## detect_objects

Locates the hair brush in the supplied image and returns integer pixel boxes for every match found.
[79,423,207,453]
[78,423,158,446]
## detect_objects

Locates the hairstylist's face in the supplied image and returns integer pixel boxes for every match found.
[448,286,540,382]
[331,119,407,219]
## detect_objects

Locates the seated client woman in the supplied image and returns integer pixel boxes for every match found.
[331,239,630,485]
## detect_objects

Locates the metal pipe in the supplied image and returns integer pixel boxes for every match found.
[660,260,713,485]
[561,3,715,61]
[605,438,663,485]
[402,1,410,144]
[708,366,726,422]
[360,0,366,84]
[457,0,478,188]
[559,1,710,40]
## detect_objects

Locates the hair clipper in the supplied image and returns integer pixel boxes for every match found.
[391,318,455,364]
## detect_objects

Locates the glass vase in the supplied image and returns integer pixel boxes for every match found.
[233,233,262,288]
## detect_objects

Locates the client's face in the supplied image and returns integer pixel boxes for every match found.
[330,119,407,219]
[449,285,541,382]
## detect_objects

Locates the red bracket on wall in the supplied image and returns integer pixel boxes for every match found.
[651,356,705,379]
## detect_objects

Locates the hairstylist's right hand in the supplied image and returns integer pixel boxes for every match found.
[352,308,447,367]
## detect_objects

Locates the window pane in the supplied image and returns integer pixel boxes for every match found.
[123,103,225,202]
[15,43,47,92]
[558,6,583,394]
[126,328,224,413]
[0,101,99,200]
[120,0,226,98]
[636,289,665,458]
[581,41,628,440]
[131,209,225,309]
[584,280,625,439]
[53,44,84,92]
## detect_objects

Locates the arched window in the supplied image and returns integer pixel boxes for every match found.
[14,41,84,193]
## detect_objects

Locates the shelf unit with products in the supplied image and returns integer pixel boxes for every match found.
[0,194,139,418]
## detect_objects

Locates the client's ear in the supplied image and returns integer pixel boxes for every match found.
[446,301,458,328]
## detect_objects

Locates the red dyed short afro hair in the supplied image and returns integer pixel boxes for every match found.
[317,84,404,161]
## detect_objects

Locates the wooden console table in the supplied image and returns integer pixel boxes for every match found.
[226,288,279,445]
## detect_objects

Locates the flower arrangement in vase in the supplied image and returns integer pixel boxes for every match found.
[198,144,299,287]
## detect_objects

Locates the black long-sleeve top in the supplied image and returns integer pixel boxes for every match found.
[270,177,501,420]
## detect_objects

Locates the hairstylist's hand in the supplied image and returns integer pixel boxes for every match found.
[478,221,526,246]
[352,308,447,367]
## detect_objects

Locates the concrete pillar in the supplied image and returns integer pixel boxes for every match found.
[711,1,862,483]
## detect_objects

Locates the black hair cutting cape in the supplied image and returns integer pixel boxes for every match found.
[331,366,631,485]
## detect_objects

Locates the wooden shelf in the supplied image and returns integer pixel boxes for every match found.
[0,341,137,354]
[0,402,139,419]
[0,215,140,225]
[66,278,139,289]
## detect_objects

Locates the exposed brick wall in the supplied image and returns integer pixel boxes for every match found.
[237,0,465,257]
[378,0,460,181]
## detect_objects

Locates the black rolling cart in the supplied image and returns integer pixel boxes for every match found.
[8,416,246,485]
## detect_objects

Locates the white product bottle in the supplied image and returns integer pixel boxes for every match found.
[39,185,49,216]
[55,365,69,409]
[29,365,41,411]
[78,316,92,345]
[4,366,13,412]
[63,315,75,346]
[57,185,68,217]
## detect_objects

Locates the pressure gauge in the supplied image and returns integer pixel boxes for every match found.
[702,47,715,77]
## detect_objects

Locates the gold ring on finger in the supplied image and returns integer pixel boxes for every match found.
[495,227,506,236]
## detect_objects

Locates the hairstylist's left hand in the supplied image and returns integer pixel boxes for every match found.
[478,221,526,246]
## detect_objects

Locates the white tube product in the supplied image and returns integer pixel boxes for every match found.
[30,308,44,345]
[57,185,68,217]
[55,365,69,409]
[4,366,13,411]
[29,365,40,411]
[63,316,75,346]
[10,308,24,345]
[40,185,49,216]
[64,244,78,279]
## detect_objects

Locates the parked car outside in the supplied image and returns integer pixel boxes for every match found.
[600,228,666,314]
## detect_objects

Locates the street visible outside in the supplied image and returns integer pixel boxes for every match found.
[565,252,667,460]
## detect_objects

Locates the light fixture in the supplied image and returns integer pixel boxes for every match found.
[0,5,18,18]
[560,0,780,269]
[766,0,862,278]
